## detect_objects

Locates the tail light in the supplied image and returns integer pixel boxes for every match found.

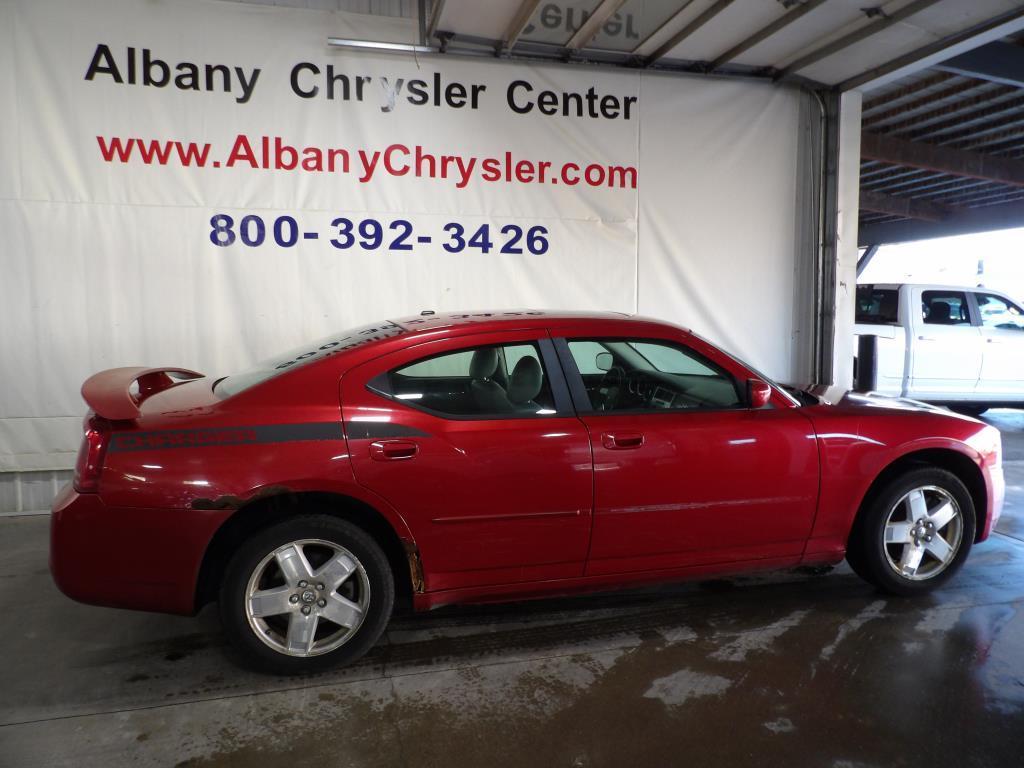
[74,414,111,493]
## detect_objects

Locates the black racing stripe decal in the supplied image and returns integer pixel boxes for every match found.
[344,422,431,440]
[108,422,344,453]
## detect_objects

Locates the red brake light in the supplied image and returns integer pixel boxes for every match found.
[74,414,110,493]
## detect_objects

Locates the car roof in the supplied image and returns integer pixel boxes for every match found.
[862,282,1010,294]
[388,310,681,334]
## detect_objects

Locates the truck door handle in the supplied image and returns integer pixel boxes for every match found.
[369,440,418,461]
[602,432,644,450]
[917,335,935,341]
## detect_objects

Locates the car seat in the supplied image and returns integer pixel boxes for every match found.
[507,356,544,413]
[469,348,512,412]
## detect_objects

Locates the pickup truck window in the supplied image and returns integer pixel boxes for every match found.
[922,291,971,325]
[976,293,1024,331]
[856,286,899,325]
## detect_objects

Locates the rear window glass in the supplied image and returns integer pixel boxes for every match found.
[215,321,404,397]
[856,285,899,325]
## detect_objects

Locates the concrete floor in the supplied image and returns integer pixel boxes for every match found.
[2,413,1024,767]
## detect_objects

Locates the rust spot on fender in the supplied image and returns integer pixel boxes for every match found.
[191,485,293,511]
[403,540,425,593]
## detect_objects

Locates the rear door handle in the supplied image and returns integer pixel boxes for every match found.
[602,432,644,450]
[369,440,418,461]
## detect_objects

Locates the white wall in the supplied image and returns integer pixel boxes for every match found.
[0,0,816,477]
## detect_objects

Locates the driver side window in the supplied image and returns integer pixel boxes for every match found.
[566,339,743,412]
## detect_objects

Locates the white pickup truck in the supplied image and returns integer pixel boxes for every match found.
[854,283,1024,414]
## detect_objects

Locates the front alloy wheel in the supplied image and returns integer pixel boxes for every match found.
[221,516,394,674]
[848,467,975,596]
[882,486,963,581]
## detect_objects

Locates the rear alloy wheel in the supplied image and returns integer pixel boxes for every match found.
[850,468,975,596]
[220,517,393,674]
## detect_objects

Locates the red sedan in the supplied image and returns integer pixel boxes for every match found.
[51,312,1005,674]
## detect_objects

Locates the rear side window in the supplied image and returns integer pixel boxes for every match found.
[922,291,972,325]
[976,293,1024,331]
[855,285,900,325]
[216,321,404,397]
[371,342,557,418]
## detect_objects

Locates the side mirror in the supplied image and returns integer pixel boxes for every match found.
[595,352,613,372]
[747,379,771,409]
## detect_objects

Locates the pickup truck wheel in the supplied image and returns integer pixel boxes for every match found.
[851,468,975,596]
[219,516,394,675]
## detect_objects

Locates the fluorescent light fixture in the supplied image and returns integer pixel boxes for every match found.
[396,393,424,400]
[327,38,435,54]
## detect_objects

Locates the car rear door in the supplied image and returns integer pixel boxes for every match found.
[340,330,593,593]
[973,291,1024,398]
[908,288,984,397]
[554,332,819,576]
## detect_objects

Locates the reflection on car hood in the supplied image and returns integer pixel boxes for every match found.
[782,384,965,417]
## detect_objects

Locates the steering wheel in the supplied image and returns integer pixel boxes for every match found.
[596,365,626,410]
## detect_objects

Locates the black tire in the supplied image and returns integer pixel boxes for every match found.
[950,405,988,417]
[847,467,975,597]
[843,529,872,583]
[219,516,394,675]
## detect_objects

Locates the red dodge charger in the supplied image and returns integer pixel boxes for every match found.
[51,312,1005,673]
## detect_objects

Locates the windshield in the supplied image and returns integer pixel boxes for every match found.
[688,331,801,407]
[215,321,405,397]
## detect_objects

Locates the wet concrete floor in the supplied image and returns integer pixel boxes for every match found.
[1,412,1023,767]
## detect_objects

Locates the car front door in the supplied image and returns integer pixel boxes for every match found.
[973,291,1024,398]
[909,288,984,397]
[555,334,819,576]
[340,331,593,593]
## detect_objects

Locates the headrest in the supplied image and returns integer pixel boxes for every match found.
[469,348,499,379]
[929,301,952,322]
[508,356,543,404]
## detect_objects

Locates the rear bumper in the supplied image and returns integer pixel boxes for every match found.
[50,483,230,615]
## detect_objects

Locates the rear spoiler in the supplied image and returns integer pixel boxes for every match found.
[81,367,204,421]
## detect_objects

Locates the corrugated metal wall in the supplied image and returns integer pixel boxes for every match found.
[0,471,72,516]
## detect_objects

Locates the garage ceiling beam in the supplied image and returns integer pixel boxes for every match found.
[708,0,828,72]
[859,198,1024,245]
[861,132,1024,188]
[502,0,542,52]
[565,0,628,50]
[904,94,1024,143]
[775,0,941,81]
[644,0,735,65]
[862,80,999,130]
[426,0,445,41]
[935,41,1024,89]
[839,7,1024,92]
[859,190,950,222]
[871,87,1019,137]
[862,72,955,115]
[857,244,879,277]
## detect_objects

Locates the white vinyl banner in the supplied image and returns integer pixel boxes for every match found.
[0,0,808,472]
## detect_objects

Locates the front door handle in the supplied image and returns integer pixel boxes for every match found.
[918,335,936,341]
[369,440,418,461]
[986,338,1002,344]
[602,432,644,450]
